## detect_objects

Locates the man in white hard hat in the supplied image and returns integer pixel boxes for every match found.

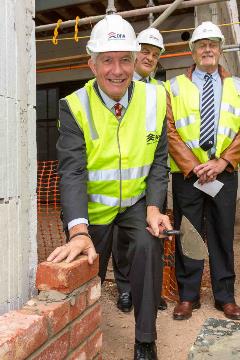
[47,14,172,359]
[165,21,240,321]
[134,28,165,83]
[112,27,168,314]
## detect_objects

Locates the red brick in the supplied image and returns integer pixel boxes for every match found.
[69,291,87,321]
[25,300,70,336]
[36,256,99,294]
[70,303,101,350]
[68,329,102,360]
[86,329,102,359]
[86,278,101,306]
[0,311,48,360]
[31,331,70,360]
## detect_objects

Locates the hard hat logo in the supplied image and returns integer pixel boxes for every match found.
[108,32,126,40]
[149,35,159,42]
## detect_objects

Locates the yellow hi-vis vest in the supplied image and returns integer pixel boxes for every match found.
[165,74,240,172]
[150,78,163,86]
[65,79,167,224]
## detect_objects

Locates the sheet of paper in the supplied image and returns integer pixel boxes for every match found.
[193,179,224,197]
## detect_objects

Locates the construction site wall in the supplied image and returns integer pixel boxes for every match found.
[0,0,37,314]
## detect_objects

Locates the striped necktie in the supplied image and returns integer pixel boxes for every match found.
[199,74,215,151]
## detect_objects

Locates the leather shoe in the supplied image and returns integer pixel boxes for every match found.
[173,300,201,320]
[117,292,133,312]
[215,302,240,320]
[134,340,158,360]
[158,297,168,311]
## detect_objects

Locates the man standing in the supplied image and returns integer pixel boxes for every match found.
[48,14,171,359]
[112,27,168,314]
[166,21,240,321]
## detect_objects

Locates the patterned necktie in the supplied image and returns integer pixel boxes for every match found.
[114,103,122,120]
[199,73,215,151]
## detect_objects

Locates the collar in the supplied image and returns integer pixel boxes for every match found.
[186,64,231,81]
[98,85,129,110]
[193,67,219,82]
[133,71,150,83]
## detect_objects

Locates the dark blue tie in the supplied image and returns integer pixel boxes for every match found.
[199,74,215,151]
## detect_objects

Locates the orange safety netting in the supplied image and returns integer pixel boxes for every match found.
[37,160,66,263]
[37,161,178,300]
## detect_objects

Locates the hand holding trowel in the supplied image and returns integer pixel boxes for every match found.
[158,216,208,260]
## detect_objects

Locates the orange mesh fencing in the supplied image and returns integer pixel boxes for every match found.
[37,160,66,263]
[37,161,178,300]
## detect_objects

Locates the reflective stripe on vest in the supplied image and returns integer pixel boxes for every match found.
[221,103,240,117]
[89,191,145,207]
[75,88,99,139]
[145,83,157,131]
[169,77,179,97]
[175,115,195,129]
[185,139,199,149]
[218,126,236,140]
[75,85,157,137]
[88,164,151,181]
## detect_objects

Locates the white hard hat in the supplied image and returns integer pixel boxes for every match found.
[86,14,141,54]
[189,21,224,50]
[137,28,165,54]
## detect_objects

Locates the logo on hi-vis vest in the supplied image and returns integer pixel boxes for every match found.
[108,32,126,40]
[146,133,160,144]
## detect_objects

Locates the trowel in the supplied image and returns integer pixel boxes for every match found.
[179,215,209,260]
[162,216,209,260]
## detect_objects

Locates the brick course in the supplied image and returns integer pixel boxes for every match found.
[0,256,101,359]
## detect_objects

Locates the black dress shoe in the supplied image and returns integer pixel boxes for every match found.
[134,340,158,360]
[117,292,133,312]
[158,297,167,311]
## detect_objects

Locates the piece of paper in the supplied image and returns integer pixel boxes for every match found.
[193,179,224,197]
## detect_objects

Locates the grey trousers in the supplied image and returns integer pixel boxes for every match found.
[89,198,163,342]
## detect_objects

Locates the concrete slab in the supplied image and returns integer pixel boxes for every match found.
[188,317,240,359]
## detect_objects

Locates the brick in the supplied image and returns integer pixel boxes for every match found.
[70,303,101,350]
[31,331,70,360]
[36,256,99,294]
[0,311,48,360]
[68,329,102,360]
[86,278,101,307]
[69,291,87,321]
[25,300,70,336]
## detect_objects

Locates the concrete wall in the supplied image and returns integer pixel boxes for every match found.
[0,0,37,314]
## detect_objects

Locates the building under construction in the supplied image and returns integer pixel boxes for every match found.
[0,0,239,358]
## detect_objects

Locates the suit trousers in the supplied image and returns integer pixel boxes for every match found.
[172,171,238,304]
[112,198,167,295]
[89,198,163,343]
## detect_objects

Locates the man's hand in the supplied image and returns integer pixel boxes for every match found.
[146,205,172,239]
[193,158,228,184]
[47,235,97,264]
